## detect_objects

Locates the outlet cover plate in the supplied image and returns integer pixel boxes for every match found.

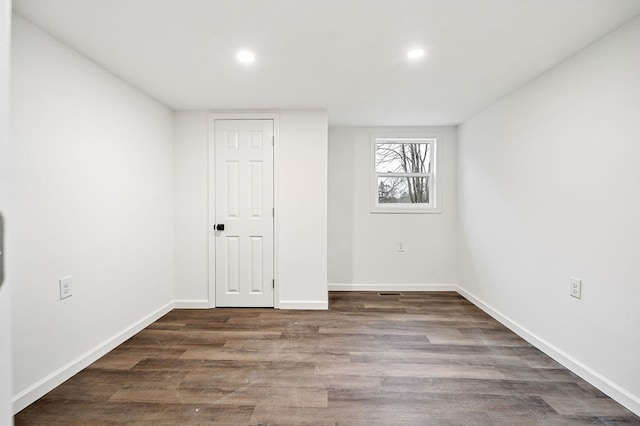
[59,276,72,300]
[569,277,581,299]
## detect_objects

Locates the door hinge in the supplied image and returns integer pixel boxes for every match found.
[272,135,275,146]
[272,207,274,217]
[272,279,275,289]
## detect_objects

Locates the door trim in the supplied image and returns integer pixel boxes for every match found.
[207,112,280,308]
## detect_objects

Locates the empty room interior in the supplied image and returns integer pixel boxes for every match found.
[1,0,640,424]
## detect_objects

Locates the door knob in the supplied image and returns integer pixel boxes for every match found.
[216,224,225,231]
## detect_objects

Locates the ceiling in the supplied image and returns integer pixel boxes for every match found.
[12,0,640,126]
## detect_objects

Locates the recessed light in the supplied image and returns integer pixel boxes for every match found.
[236,50,255,64]
[407,48,425,61]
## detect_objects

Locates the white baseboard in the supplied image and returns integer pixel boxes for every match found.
[277,300,328,310]
[328,283,458,292]
[457,287,640,417]
[174,299,209,309]
[12,301,174,414]
[174,299,330,309]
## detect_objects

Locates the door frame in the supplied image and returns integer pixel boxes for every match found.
[207,112,280,308]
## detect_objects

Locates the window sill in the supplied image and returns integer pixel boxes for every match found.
[370,206,442,214]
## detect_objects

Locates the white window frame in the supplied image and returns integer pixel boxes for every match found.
[370,134,441,214]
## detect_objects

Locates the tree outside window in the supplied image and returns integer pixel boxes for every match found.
[372,137,437,213]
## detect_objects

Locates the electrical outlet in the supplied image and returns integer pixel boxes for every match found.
[569,277,581,299]
[59,276,72,300]
[397,241,405,252]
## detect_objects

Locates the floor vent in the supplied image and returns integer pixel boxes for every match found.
[378,292,402,296]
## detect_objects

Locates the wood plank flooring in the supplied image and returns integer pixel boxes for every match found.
[15,291,640,425]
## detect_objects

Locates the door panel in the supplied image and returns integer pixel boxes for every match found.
[214,119,274,307]
[224,236,240,294]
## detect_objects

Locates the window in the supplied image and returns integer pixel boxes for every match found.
[371,136,439,213]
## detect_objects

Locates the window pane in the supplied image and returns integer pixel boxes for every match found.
[378,177,430,204]
[375,142,431,174]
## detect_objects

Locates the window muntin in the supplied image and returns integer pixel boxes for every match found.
[372,137,437,213]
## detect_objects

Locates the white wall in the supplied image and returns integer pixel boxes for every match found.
[0,1,12,424]
[173,110,328,309]
[457,15,640,414]
[277,111,328,307]
[328,127,457,289]
[173,111,208,307]
[10,15,175,411]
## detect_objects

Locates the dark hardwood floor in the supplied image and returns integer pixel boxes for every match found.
[15,292,640,425]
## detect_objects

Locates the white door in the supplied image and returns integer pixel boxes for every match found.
[214,119,274,307]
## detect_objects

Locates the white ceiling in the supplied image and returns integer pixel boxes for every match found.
[12,0,640,125]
